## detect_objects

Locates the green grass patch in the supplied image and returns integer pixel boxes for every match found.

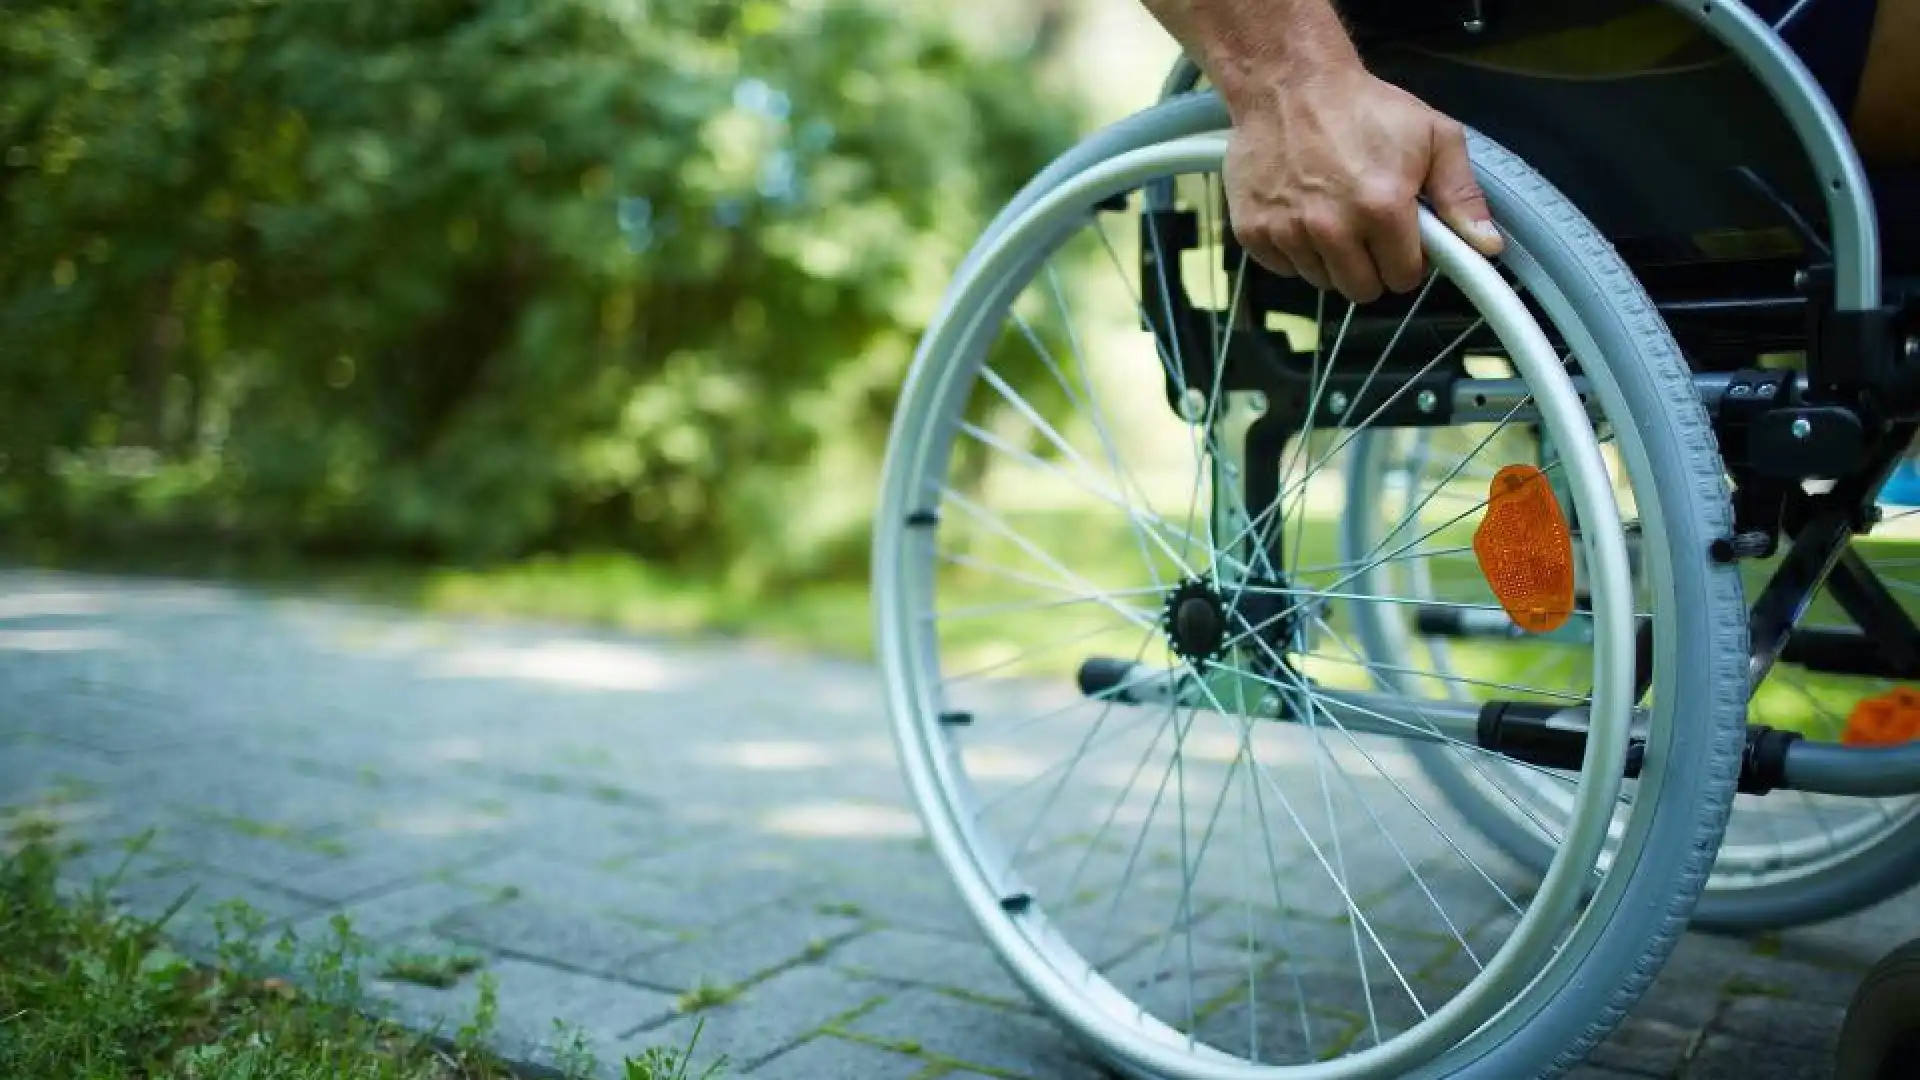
[380,949,486,989]
[674,981,740,1013]
[0,842,514,1079]
[1723,974,1793,999]
[0,841,724,1079]
[191,811,350,857]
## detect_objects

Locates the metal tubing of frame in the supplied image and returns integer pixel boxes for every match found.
[1082,659,1496,746]
[1450,372,1751,424]
[1666,0,1880,311]
[1309,687,1487,746]
[1783,741,1920,797]
[1084,663,1920,796]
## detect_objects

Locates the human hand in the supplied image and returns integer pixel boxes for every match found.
[1220,65,1505,304]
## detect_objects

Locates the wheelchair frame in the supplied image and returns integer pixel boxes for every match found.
[1108,0,1920,800]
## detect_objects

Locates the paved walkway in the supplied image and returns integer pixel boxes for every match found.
[0,568,1907,1079]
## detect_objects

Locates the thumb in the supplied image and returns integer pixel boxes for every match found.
[1424,121,1504,257]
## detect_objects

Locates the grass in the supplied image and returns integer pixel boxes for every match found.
[673,982,740,1014]
[0,839,726,1079]
[380,950,486,990]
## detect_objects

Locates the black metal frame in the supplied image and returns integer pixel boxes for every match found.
[1132,164,1920,761]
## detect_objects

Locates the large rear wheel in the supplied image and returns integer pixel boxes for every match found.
[872,110,1746,1078]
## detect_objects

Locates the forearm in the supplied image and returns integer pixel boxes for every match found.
[1138,0,1361,117]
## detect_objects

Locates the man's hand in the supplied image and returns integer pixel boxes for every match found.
[1223,63,1504,303]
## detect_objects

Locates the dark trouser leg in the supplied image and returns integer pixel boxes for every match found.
[1854,0,1919,165]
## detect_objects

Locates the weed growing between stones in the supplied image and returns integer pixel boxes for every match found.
[0,838,725,1078]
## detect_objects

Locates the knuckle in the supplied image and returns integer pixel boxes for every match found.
[1300,210,1349,248]
[1268,218,1310,253]
[1231,214,1276,249]
[1356,182,1408,222]
[1385,266,1423,294]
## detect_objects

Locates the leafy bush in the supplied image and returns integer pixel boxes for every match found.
[0,0,1079,582]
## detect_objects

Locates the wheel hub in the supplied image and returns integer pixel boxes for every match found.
[1162,579,1229,665]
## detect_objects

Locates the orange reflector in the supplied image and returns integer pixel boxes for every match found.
[1844,688,1920,747]
[1472,464,1576,635]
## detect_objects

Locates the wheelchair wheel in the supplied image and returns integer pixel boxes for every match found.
[872,105,1747,1079]
[1353,430,1920,935]
[1835,937,1920,1080]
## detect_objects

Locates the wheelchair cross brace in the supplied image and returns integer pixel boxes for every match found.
[1074,655,1920,799]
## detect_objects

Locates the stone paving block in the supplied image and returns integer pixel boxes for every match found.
[158,769,374,831]
[440,896,680,979]
[1192,996,1361,1065]
[288,879,497,943]
[140,815,356,883]
[1628,968,1723,1031]
[829,928,1032,1009]
[1585,1016,1697,1078]
[3,792,159,860]
[1266,969,1442,1043]
[453,852,797,929]
[805,876,983,940]
[1664,933,1865,1007]
[484,804,688,869]
[26,688,192,754]
[1562,1067,1674,1080]
[842,990,1109,1080]
[0,740,129,805]
[1131,843,1417,926]
[1359,863,1527,942]
[1716,995,1846,1054]
[100,866,325,956]
[272,829,511,904]
[1683,1032,1832,1080]
[801,838,957,889]
[371,956,679,1063]
[624,903,862,992]
[1103,935,1290,1030]
[629,965,892,1076]
[54,845,177,897]
[743,1033,928,1079]
[604,830,822,881]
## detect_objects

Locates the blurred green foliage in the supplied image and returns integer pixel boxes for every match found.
[0,0,1079,585]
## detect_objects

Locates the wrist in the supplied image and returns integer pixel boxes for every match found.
[1201,22,1364,121]
[1210,45,1365,123]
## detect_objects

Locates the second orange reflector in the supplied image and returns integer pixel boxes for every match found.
[1473,464,1576,635]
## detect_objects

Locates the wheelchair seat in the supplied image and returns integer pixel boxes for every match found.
[1358,34,1917,354]
[1872,166,1919,279]
[1356,2,1915,284]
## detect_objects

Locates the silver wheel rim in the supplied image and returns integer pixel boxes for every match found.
[873,133,1638,1078]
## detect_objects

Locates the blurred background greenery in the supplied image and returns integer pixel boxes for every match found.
[0,0,1178,651]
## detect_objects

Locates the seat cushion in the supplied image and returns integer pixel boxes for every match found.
[1871,166,1919,276]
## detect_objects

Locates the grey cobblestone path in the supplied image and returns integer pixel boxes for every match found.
[1,569,1913,1079]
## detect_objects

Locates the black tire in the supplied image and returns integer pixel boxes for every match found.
[1836,938,1920,1080]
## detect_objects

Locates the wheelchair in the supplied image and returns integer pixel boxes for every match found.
[870,1,1920,1076]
